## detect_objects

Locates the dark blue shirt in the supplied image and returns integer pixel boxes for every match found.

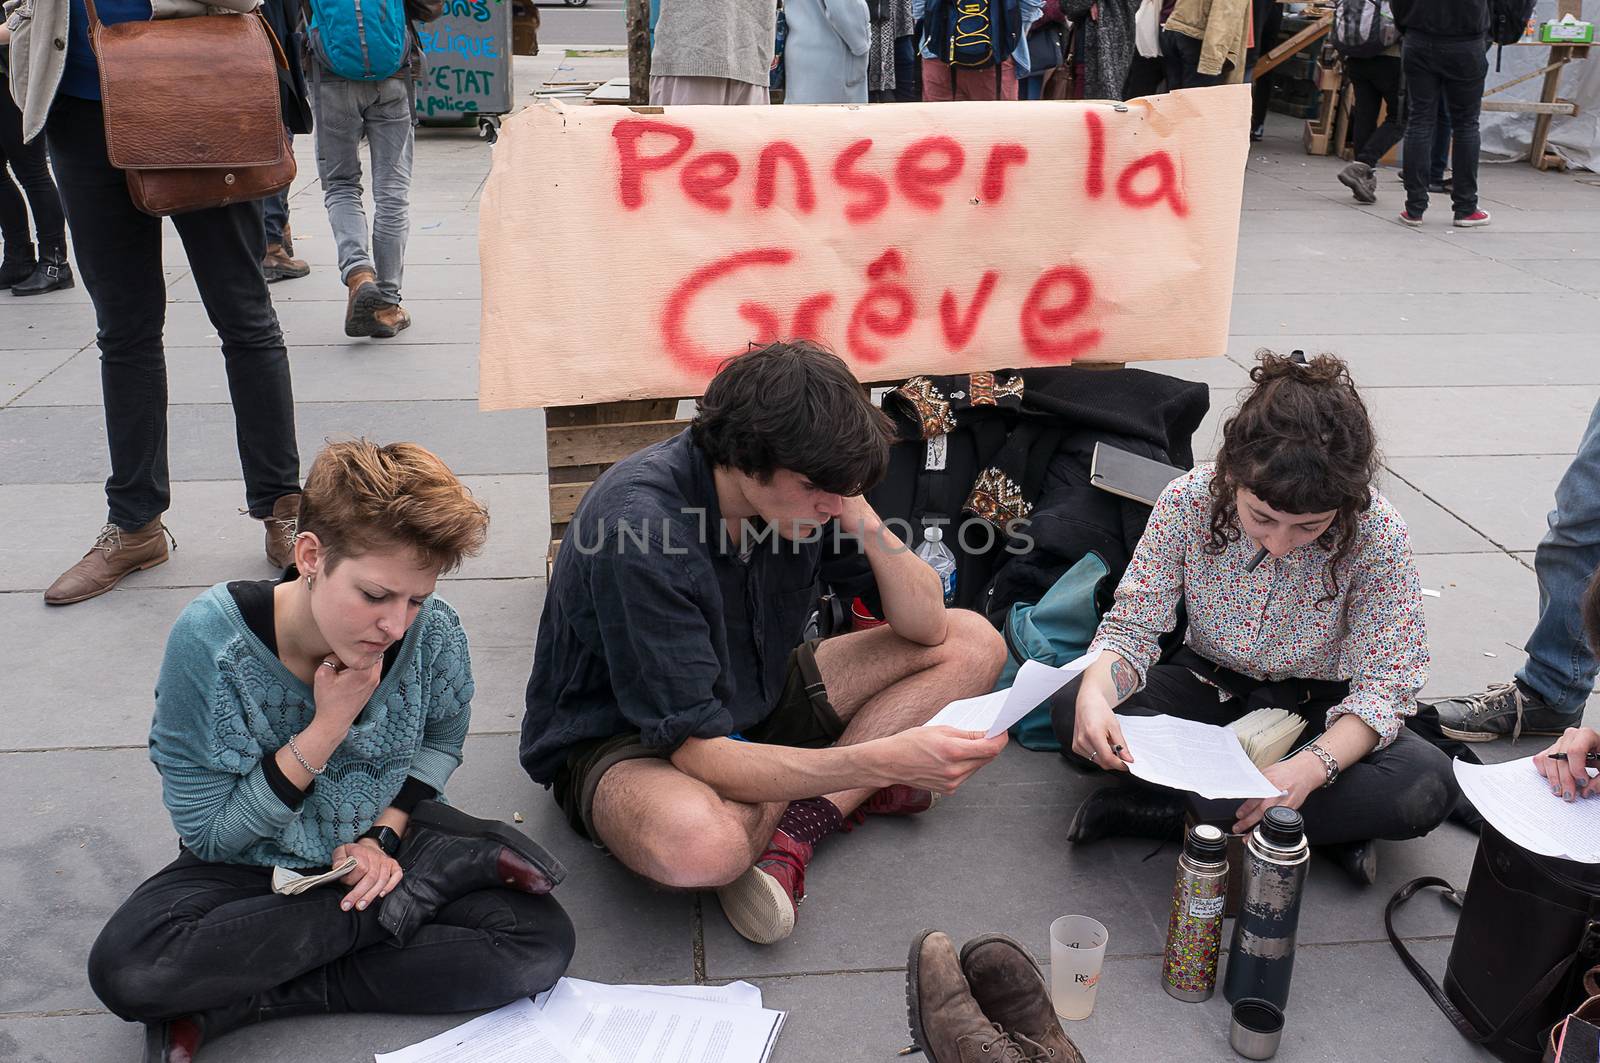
[519,431,869,785]
[63,0,153,99]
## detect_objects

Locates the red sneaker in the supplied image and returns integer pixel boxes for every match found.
[1453,210,1492,228]
[862,784,940,817]
[716,830,812,944]
[1398,210,1424,227]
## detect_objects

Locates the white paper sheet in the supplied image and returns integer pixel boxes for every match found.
[1454,757,1600,863]
[1113,714,1284,799]
[374,998,573,1063]
[534,978,785,1063]
[925,650,1102,738]
[534,980,764,1010]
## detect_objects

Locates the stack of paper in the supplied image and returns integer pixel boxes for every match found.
[1113,714,1285,799]
[925,650,1102,738]
[1454,757,1600,863]
[375,979,784,1063]
[1227,708,1308,769]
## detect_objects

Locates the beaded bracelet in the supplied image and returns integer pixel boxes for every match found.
[287,733,325,777]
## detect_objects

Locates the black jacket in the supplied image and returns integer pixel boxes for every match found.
[1392,0,1489,40]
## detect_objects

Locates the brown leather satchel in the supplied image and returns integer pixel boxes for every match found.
[86,0,295,217]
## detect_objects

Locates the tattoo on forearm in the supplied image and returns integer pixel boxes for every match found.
[1109,659,1137,705]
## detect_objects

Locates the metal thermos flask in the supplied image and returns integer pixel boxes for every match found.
[1223,806,1310,1010]
[1162,823,1230,1001]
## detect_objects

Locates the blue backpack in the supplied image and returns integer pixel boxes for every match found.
[306,0,413,81]
[995,552,1110,752]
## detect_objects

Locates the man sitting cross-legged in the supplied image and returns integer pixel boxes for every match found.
[519,341,1009,944]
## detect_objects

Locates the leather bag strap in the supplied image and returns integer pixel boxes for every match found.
[1387,875,1580,1047]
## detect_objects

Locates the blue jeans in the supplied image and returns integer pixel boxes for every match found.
[313,74,414,304]
[1519,396,1600,715]
[1401,33,1487,218]
[262,133,292,246]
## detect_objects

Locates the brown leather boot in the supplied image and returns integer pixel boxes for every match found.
[344,267,385,337]
[262,493,301,570]
[261,241,310,282]
[908,930,1029,1063]
[371,302,411,339]
[44,518,174,606]
[961,934,1086,1063]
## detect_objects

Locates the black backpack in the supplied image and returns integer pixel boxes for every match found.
[924,0,1024,68]
[1489,0,1536,45]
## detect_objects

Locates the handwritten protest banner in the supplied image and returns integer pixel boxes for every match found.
[416,0,508,119]
[479,86,1249,410]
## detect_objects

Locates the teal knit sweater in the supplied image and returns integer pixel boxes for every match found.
[149,584,474,869]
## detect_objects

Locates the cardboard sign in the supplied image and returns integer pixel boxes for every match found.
[479,86,1250,410]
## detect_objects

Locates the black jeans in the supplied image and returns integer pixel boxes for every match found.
[44,95,300,529]
[0,53,67,251]
[87,850,575,1027]
[1049,654,1459,846]
[1346,54,1406,167]
[1160,30,1225,90]
[1249,0,1285,128]
[1401,34,1487,218]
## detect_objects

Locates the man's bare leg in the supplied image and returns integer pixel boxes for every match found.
[813,609,1006,814]
[589,759,786,889]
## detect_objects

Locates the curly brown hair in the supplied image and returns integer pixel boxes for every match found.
[298,440,489,574]
[1206,351,1379,605]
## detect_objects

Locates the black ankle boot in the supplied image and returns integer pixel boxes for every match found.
[1067,785,1185,845]
[0,245,35,289]
[141,969,331,1062]
[378,800,567,944]
[13,240,73,296]
[1323,839,1379,887]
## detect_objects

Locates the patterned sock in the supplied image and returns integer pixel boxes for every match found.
[775,797,845,847]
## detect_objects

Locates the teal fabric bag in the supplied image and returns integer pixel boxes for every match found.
[996,552,1110,751]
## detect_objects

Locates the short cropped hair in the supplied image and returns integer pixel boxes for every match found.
[297,440,489,574]
[690,341,895,496]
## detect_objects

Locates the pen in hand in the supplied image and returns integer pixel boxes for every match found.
[1547,752,1600,763]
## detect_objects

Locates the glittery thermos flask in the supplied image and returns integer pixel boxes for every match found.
[1161,824,1230,1001]
[1223,806,1310,1010]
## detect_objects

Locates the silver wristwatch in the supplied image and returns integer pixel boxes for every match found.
[1305,742,1340,788]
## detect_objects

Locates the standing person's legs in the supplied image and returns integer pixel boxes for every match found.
[950,59,1019,100]
[262,187,289,249]
[171,200,301,527]
[1438,40,1487,218]
[647,75,771,104]
[1400,37,1441,218]
[44,97,171,531]
[921,58,955,101]
[314,78,377,286]
[1125,55,1167,99]
[1174,32,1222,88]
[1353,55,1404,165]
[1430,94,1452,185]
[363,78,415,307]
[1159,29,1188,90]
[0,80,37,272]
[1520,397,1600,718]
[895,32,923,100]
[1347,61,1383,158]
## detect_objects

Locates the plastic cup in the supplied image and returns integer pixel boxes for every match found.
[1049,915,1109,1020]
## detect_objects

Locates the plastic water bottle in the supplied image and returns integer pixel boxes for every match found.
[915,525,958,606]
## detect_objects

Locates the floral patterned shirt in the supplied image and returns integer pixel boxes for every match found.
[1088,464,1429,748]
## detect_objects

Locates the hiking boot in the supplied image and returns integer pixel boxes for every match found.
[12,238,73,296]
[1337,161,1377,204]
[1430,679,1581,742]
[344,267,386,337]
[1453,209,1492,228]
[262,493,301,570]
[863,784,939,817]
[1067,785,1184,845]
[379,800,566,944]
[716,829,811,945]
[371,302,411,339]
[1321,839,1379,887]
[261,242,310,282]
[907,930,1029,1063]
[1398,210,1424,227]
[45,518,174,606]
[960,934,1086,1063]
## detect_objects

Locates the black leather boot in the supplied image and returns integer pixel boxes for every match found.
[1322,839,1379,887]
[141,968,331,1062]
[1067,785,1185,845]
[0,243,34,288]
[378,800,567,944]
[13,239,73,296]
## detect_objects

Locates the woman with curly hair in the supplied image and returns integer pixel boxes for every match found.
[1050,351,1457,884]
[87,440,574,1063]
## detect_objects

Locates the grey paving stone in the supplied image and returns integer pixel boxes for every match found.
[1387,454,1570,552]
[0,347,80,406]
[169,261,485,304]
[1229,292,1598,337]
[755,971,911,1062]
[1375,470,1499,555]
[162,232,483,268]
[1362,385,1600,458]
[1414,552,1544,700]
[1226,334,1600,387]
[1235,229,1466,262]
[13,340,485,406]
[1433,230,1600,260]
[0,400,545,485]
[1232,254,1565,295]
[1510,257,1600,293]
